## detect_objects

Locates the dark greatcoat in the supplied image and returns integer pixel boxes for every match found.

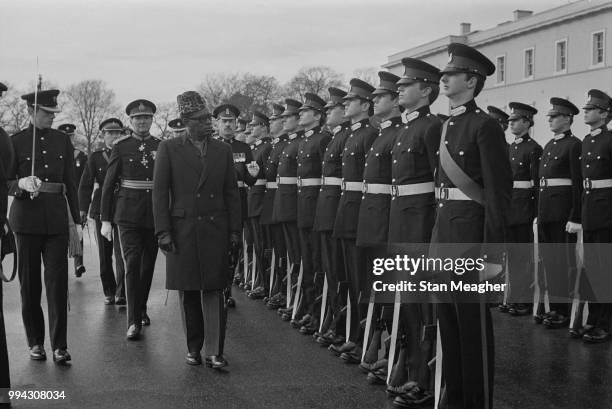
[152,135,241,291]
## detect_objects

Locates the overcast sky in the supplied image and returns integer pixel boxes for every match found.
[2,0,569,106]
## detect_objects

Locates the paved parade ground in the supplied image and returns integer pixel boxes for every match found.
[2,234,610,409]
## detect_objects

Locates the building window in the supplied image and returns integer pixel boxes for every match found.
[592,30,605,66]
[524,47,534,79]
[555,39,567,73]
[496,56,505,83]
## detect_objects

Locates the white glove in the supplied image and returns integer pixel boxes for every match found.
[566,221,582,234]
[479,262,502,282]
[18,176,42,193]
[76,225,83,241]
[101,221,113,242]
[247,161,260,177]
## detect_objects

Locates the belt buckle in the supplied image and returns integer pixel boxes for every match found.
[321,177,326,186]
[439,187,449,201]
[341,179,346,191]
[297,177,302,187]
[391,185,398,198]
[584,178,592,190]
[540,176,547,188]
[276,175,280,184]
[362,182,368,194]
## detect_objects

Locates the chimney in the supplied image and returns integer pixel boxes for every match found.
[513,10,533,21]
[460,22,471,35]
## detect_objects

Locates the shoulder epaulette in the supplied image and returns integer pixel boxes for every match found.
[114,135,131,144]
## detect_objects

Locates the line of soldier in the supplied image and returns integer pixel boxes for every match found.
[2,39,611,409]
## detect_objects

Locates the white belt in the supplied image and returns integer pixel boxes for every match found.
[513,180,534,189]
[540,177,571,187]
[322,176,342,186]
[297,177,321,187]
[237,181,245,188]
[435,187,472,201]
[584,178,612,189]
[266,182,278,189]
[391,182,435,197]
[94,182,100,190]
[363,183,391,195]
[341,180,363,192]
[277,176,298,185]
[254,179,267,186]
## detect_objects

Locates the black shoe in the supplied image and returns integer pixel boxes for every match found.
[186,352,202,365]
[509,303,531,316]
[329,341,356,356]
[359,358,388,374]
[104,296,115,305]
[583,327,611,344]
[386,381,418,397]
[205,355,228,369]
[53,349,71,364]
[340,346,362,364]
[366,368,387,385]
[543,312,569,329]
[299,321,318,335]
[569,324,594,339]
[248,287,266,299]
[115,296,127,305]
[534,311,551,324]
[141,313,151,326]
[226,297,236,308]
[126,324,141,340]
[29,345,46,361]
[75,265,86,278]
[393,386,434,408]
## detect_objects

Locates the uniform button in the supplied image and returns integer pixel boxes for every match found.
[397,142,401,146]
[436,151,439,155]
[392,178,396,182]
[350,152,355,156]
[449,122,454,125]
[210,216,214,221]
[45,178,49,181]
[588,152,592,155]
[459,151,464,156]
[598,156,601,159]
[439,203,444,207]
[586,165,590,168]
[42,150,46,154]
[514,146,518,150]
[544,164,547,167]
[445,141,448,145]
[197,193,201,198]
[440,182,444,187]
[408,148,411,152]
[370,148,374,151]
[511,157,515,161]
[393,160,397,163]
[44,164,48,168]
[146,190,150,193]
[365,164,368,166]
[40,137,44,141]
[554,157,558,160]
[375,153,379,157]
[99,168,102,171]
[519,162,523,165]
[548,152,551,155]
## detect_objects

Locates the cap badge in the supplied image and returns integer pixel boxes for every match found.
[225,108,230,115]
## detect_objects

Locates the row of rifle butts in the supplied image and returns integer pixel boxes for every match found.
[1,41,612,409]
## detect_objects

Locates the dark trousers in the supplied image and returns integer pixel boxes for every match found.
[399,303,435,389]
[538,222,575,315]
[95,219,125,298]
[282,222,300,266]
[320,231,345,334]
[249,217,266,289]
[179,290,225,356]
[438,301,494,409]
[583,228,612,330]
[268,223,286,294]
[117,226,158,328]
[298,226,321,318]
[15,233,68,350]
[73,240,84,272]
[0,282,9,390]
[506,224,534,304]
[341,238,367,343]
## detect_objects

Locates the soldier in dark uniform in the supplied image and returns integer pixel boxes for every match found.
[329,79,378,357]
[537,98,582,329]
[0,80,12,405]
[504,103,541,316]
[385,58,441,408]
[273,99,304,321]
[168,118,186,139]
[293,93,331,333]
[314,87,351,347]
[78,118,126,305]
[214,104,257,305]
[8,89,80,363]
[487,106,509,132]
[246,112,273,300]
[351,71,403,366]
[262,103,290,309]
[577,90,612,343]
[58,123,88,278]
[431,43,512,409]
[100,99,160,340]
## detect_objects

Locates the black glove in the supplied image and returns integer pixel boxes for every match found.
[158,231,176,254]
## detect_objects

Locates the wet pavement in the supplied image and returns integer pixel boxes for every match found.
[2,233,610,408]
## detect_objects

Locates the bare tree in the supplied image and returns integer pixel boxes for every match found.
[197,73,243,109]
[284,66,344,100]
[0,85,30,134]
[352,67,379,86]
[62,80,120,154]
[151,101,178,138]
